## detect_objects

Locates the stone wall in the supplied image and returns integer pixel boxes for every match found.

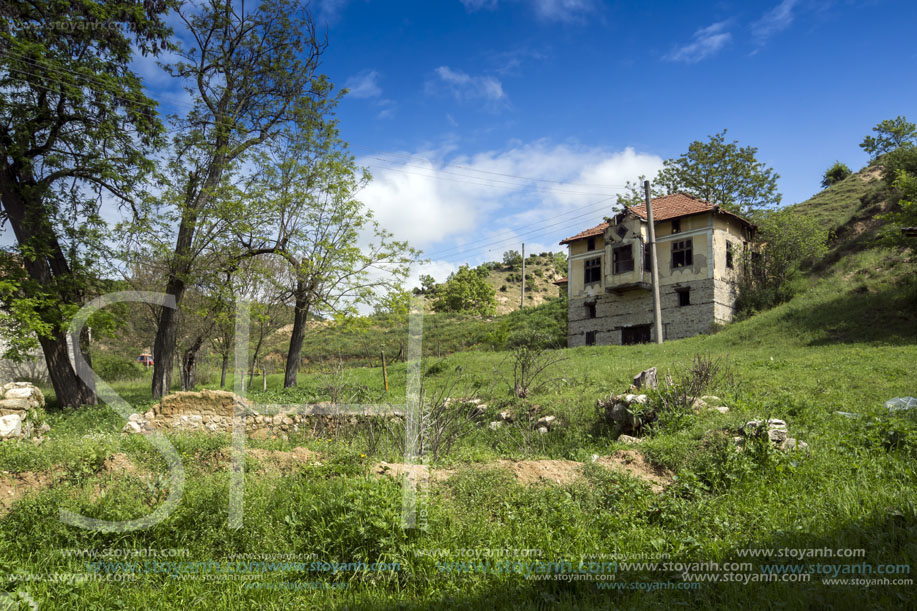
[0,382,48,442]
[567,278,730,347]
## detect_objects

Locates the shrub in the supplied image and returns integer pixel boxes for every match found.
[91,353,146,381]
[821,161,852,187]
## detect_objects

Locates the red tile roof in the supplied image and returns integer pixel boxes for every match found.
[559,193,752,245]
[559,221,608,245]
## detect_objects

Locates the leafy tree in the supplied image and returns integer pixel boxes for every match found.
[432,265,497,317]
[416,274,437,295]
[655,130,781,216]
[821,161,852,187]
[879,170,917,243]
[736,209,829,315]
[241,123,416,388]
[860,116,917,159]
[0,1,172,407]
[502,250,522,267]
[147,0,328,398]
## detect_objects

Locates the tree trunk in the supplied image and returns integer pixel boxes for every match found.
[220,353,229,388]
[0,168,96,408]
[283,278,310,388]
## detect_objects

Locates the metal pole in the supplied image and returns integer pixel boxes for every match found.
[645,181,664,344]
[520,243,525,309]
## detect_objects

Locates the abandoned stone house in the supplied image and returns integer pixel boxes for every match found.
[559,193,754,347]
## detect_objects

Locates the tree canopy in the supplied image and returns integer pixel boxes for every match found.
[860,116,917,159]
[432,265,497,317]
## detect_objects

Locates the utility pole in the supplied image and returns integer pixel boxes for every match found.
[645,181,663,344]
[520,242,525,309]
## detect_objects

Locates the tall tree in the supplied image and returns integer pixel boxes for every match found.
[860,116,917,159]
[0,1,172,407]
[239,124,416,388]
[149,0,328,398]
[655,130,781,216]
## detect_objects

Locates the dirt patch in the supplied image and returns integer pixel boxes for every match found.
[373,453,672,492]
[492,459,584,486]
[102,453,147,477]
[248,447,321,473]
[372,462,454,483]
[595,450,674,493]
[0,471,56,514]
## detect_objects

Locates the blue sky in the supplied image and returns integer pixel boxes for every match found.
[147,0,916,284]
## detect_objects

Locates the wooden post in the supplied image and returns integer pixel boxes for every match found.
[262,367,267,391]
[381,350,389,393]
[520,242,525,309]
[645,180,664,344]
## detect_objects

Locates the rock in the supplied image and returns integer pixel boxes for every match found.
[0,398,30,413]
[536,426,549,435]
[885,397,917,412]
[123,421,143,434]
[489,421,503,430]
[744,420,764,435]
[0,414,22,438]
[766,419,787,431]
[701,395,722,404]
[38,422,50,434]
[144,409,156,420]
[536,415,556,428]
[623,394,648,405]
[1,383,44,408]
[128,413,144,423]
[732,436,746,449]
[157,389,249,418]
[617,434,643,444]
[711,406,730,414]
[780,438,809,452]
[499,410,513,423]
[691,398,708,412]
[632,367,657,390]
[767,428,788,443]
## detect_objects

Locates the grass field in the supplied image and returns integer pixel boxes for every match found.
[0,240,915,609]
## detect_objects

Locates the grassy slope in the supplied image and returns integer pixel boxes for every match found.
[1,178,916,609]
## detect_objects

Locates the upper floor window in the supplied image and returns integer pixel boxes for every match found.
[672,239,693,268]
[587,237,596,251]
[671,219,681,234]
[612,245,634,274]
[643,243,652,272]
[615,225,628,239]
[584,257,601,284]
[585,302,596,319]
[726,242,735,269]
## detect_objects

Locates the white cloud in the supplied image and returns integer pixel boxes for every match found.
[430,66,506,103]
[344,69,382,99]
[314,0,350,24]
[531,0,597,23]
[357,142,664,269]
[752,0,799,43]
[460,0,597,23]
[665,21,732,63]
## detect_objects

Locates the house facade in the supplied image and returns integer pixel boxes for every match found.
[560,193,754,347]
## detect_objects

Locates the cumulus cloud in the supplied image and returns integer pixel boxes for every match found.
[344,69,382,99]
[664,21,732,63]
[357,142,664,274]
[429,66,505,103]
[752,0,799,44]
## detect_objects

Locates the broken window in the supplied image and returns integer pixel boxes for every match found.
[612,245,634,274]
[585,302,596,319]
[677,288,690,307]
[726,242,735,269]
[587,237,596,251]
[615,225,628,239]
[672,239,693,268]
[671,219,681,234]
[585,331,596,346]
[584,257,601,284]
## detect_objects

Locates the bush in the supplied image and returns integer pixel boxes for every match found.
[91,353,147,381]
[821,161,852,187]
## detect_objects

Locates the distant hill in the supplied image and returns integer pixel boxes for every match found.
[480,253,567,315]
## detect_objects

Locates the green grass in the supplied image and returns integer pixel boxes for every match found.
[1,242,915,609]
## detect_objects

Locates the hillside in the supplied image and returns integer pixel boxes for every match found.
[480,252,567,315]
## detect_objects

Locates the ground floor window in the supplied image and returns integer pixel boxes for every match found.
[621,325,651,345]
[677,288,690,307]
[585,331,596,345]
